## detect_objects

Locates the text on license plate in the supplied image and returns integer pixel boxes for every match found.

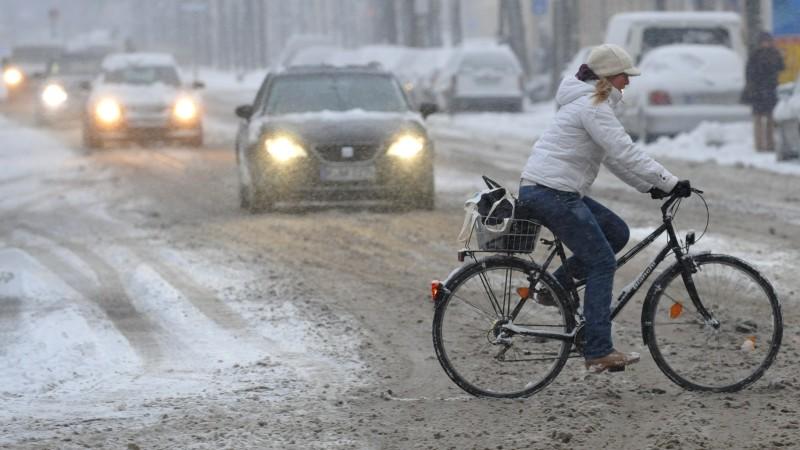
[320,165,376,181]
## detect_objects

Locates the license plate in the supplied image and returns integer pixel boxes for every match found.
[475,75,501,84]
[320,164,376,181]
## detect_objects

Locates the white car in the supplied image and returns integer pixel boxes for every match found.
[774,74,800,161]
[604,11,746,64]
[617,44,750,141]
[82,52,204,149]
[433,42,525,113]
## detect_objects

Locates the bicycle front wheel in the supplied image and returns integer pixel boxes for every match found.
[432,256,572,398]
[644,254,782,392]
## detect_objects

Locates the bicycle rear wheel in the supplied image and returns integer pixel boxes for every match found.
[432,256,572,398]
[644,254,782,392]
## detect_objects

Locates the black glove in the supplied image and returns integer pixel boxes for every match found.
[671,179,692,198]
[649,187,669,199]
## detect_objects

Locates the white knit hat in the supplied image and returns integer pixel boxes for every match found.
[587,44,641,77]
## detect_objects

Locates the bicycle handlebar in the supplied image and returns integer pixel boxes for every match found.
[660,187,703,216]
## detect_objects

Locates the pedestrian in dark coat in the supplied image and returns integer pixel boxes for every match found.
[744,31,785,152]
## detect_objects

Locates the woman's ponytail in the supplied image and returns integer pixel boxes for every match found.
[591,78,613,105]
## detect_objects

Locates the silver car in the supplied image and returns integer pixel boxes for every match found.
[82,52,204,149]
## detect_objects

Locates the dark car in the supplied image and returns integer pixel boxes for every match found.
[2,43,63,102]
[34,50,106,125]
[234,65,438,212]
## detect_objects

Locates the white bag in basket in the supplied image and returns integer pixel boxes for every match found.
[457,186,516,247]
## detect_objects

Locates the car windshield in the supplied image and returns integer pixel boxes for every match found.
[11,45,62,63]
[641,27,732,57]
[263,73,408,114]
[48,56,103,76]
[459,52,518,72]
[104,66,180,86]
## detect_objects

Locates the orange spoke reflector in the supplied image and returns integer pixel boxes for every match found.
[431,280,441,302]
[516,287,530,299]
[669,302,684,319]
[741,335,757,352]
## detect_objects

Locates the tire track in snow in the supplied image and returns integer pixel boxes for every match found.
[15,224,168,368]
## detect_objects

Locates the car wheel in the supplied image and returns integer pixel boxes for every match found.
[82,123,102,149]
[776,119,800,161]
[238,179,251,210]
[635,107,649,143]
[34,110,47,126]
[241,173,274,213]
[248,183,274,213]
[414,190,435,210]
[185,134,203,148]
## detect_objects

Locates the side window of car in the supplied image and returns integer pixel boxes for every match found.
[252,74,273,116]
[794,74,800,97]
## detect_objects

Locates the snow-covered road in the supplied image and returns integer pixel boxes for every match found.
[1,86,799,449]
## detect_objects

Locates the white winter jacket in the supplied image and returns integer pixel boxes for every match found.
[521,76,678,196]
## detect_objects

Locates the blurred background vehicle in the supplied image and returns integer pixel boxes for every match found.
[82,52,204,149]
[2,42,64,101]
[774,73,800,161]
[234,65,438,212]
[34,49,108,125]
[432,40,525,113]
[604,11,746,64]
[617,44,749,142]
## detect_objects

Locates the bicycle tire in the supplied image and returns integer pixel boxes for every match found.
[643,253,782,392]
[432,255,573,398]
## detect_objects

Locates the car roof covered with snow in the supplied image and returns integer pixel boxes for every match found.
[606,11,742,48]
[101,52,178,71]
[641,44,742,68]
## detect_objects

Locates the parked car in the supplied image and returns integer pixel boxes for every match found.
[617,44,750,141]
[233,65,438,212]
[82,52,204,149]
[604,11,746,64]
[432,42,525,113]
[2,43,63,101]
[35,50,107,125]
[774,74,800,161]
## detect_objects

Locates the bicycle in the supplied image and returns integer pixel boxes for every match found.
[431,178,783,398]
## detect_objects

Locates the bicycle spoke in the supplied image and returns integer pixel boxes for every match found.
[433,258,571,398]
[646,255,781,392]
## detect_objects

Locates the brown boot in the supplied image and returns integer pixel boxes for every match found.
[585,350,640,373]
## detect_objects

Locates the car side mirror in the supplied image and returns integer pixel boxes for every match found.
[235,104,254,119]
[419,102,438,119]
[192,80,205,89]
[777,82,794,101]
[80,80,91,91]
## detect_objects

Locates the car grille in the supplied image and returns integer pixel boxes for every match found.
[676,92,740,105]
[314,144,379,162]
[127,103,169,114]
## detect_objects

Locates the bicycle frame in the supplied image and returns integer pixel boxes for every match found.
[504,192,718,342]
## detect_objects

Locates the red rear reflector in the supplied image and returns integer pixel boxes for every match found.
[649,90,672,105]
[431,280,441,302]
[516,287,530,299]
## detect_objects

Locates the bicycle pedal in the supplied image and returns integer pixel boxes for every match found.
[608,365,626,373]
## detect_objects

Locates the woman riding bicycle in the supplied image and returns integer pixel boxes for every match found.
[517,44,691,373]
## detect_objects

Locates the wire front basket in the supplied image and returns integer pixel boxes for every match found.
[466,216,542,254]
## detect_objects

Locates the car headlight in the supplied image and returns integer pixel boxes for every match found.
[94,98,122,124]
[387,134,425,159]
[173,97,198,122]
[3,66,24,87]
[264,136,307,162]
[41,83,68,108]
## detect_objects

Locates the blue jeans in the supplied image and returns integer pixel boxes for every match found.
[518,184,630,360]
